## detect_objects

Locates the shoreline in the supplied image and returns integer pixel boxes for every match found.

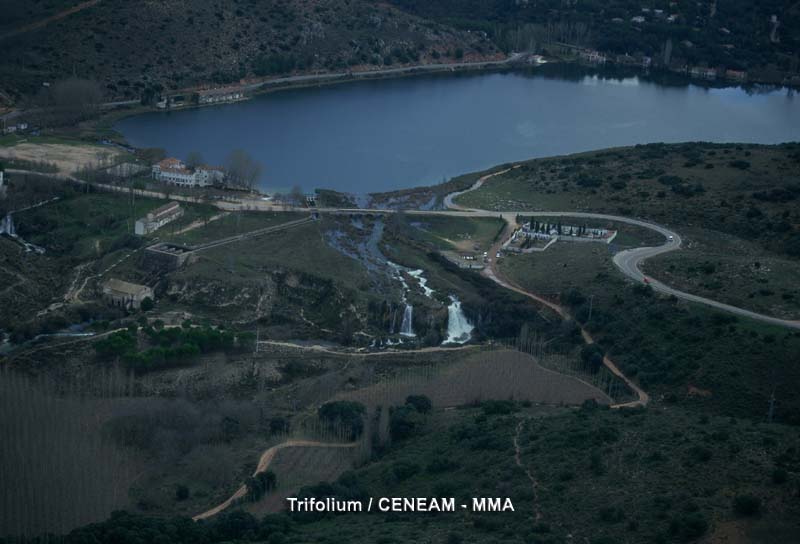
[93,55,524,120]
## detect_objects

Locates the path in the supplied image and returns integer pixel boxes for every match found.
[257,340,479,357]
[170,212,228,236]
[441,168,800,331]
[0,0,102,41]
[193,440,357,521]
[191,216,313,251]
[9,167,798,331]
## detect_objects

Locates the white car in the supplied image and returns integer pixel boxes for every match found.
[496,252,501,258]
[668,235,674,241]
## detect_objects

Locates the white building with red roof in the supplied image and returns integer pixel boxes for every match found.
[151,158,225,187]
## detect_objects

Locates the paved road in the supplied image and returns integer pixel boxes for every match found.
[443,169,800,331]
[10,167,799,330]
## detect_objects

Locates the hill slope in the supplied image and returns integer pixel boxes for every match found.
[0,0,499,100]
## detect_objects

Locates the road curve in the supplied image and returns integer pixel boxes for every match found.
[10,167,799,329]
[444,168,800,331]
[193,439,357,521]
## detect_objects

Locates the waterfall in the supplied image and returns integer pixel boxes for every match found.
[408,269,434,298]
[400,303,415,337]
[0,213,15,237]
[443,295,474,344]
[389,307,398,334]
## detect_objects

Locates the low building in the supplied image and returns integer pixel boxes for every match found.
[725,69,747,82]
[580,50,607,64]
[135,201,183,235]
[198,87,246,105]
[143,242,195,271]
[152,158,224,187]
[102,279,153,310]
[194,165,226,186]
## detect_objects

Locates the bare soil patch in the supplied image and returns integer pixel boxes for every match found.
[0,143,123,174]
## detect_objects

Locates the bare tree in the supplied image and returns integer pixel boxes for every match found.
[224,149,263,190]
[289,184,305,206]
[186,151,204,170]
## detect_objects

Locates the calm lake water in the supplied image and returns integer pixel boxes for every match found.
[116,67,800,194]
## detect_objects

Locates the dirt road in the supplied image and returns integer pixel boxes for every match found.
[193,440,356,521]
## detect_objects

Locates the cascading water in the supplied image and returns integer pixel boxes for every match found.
[443,295,474,344]
[408,269,434,298]
[0,213,15,236]
[400,303,415,337]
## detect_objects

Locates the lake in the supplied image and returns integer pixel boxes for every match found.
[115,66,800,194]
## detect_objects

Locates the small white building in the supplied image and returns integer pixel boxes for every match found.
[135,201,183,235]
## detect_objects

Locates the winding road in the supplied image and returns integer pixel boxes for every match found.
[193,440,357,521]
[444,168,800,331]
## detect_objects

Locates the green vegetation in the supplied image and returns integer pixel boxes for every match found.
[14,189,208,258]
[164,211,306,246]
[461,143,800,317]
[94,325,243,373]
[388,0,800,83]
[499,243,800,422]
[318,401,367,440]
[36,404,800,543]
[645,226,800,318]
[0,1,496,102]
[246,471,277,503]
[459,143,800,258]
[404,215,505,251]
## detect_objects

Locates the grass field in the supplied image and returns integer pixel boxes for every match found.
[406,215,505,251]
[455,143,800,263]
[14,191,210,259]
[645,226,800,319]
[339,349,614,409]
[164,211,307,246]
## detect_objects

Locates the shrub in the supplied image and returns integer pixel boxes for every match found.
[405,395,432,414]
[580,344,605,373]
[391,460,420,481]
[175,484,190,501]
[318,401,366,440]
[733,494,761,517]
[389,405,425,441]
[772,468,788,484]
[481,400,518,415]
[246,471,277,502]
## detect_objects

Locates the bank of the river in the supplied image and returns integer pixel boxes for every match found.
[115,63,800,195]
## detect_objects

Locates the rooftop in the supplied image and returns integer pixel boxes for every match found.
[103,278,151,297]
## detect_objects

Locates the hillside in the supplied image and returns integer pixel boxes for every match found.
[0,0,500,101]
[37,404,800,544]
[388,0,800,83]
